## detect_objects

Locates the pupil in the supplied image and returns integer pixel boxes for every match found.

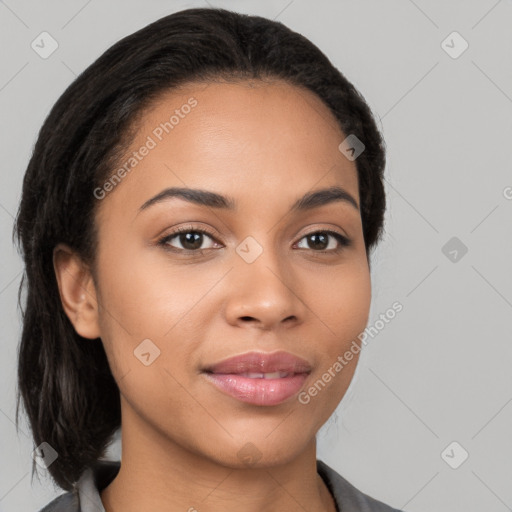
[181,232,202,250]
[309,233,328,250]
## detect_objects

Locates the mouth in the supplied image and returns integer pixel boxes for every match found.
[201,350,312,406]
[223,371,295,379]
[202,350,313,374]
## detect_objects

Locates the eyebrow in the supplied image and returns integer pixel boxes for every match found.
[138,185,359,214]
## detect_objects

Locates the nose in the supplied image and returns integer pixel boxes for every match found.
[223,242,308,331]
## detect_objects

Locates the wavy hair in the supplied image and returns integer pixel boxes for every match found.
[13,7,386,491]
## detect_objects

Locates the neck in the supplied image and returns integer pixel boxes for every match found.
[100,407,336,512]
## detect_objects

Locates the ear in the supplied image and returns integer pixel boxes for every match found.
[53,243,101,339]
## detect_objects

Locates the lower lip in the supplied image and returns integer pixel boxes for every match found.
[203,372,309,406]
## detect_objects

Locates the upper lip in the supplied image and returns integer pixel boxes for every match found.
[203,350,313,374]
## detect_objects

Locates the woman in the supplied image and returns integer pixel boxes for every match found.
[14,7,402,512]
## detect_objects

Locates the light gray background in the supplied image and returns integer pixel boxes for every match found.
[1,1,511,511]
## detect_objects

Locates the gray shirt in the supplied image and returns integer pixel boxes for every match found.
[38,459,404,512]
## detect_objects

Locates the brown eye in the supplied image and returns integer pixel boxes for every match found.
[158,227,219,252]
[296,230,351,253]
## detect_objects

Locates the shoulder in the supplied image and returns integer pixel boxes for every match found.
[37,490,79,512]
[37,459,120,512]
[317,459,405,512]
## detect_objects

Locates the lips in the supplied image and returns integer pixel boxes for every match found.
[202,350,313,375]
[202,350,312,406]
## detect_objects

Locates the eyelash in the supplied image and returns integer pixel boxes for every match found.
[156,225,352,256]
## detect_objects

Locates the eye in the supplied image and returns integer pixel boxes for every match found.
[157,226,219,253]
[295,230,351,253]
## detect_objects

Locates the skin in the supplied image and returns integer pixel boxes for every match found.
[53,79,371,512]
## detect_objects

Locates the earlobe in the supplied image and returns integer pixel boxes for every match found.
[52,243,101,340]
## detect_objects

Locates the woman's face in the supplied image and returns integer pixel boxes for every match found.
[79,79,371,466]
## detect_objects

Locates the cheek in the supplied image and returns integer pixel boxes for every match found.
[95,237,207,337]
[94,261,201,436]
[113,362,210,455]
[308,259,372,344]
[298,261,370,419]
[92,241,195,392]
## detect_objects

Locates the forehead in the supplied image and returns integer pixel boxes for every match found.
[96,79,359,220]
